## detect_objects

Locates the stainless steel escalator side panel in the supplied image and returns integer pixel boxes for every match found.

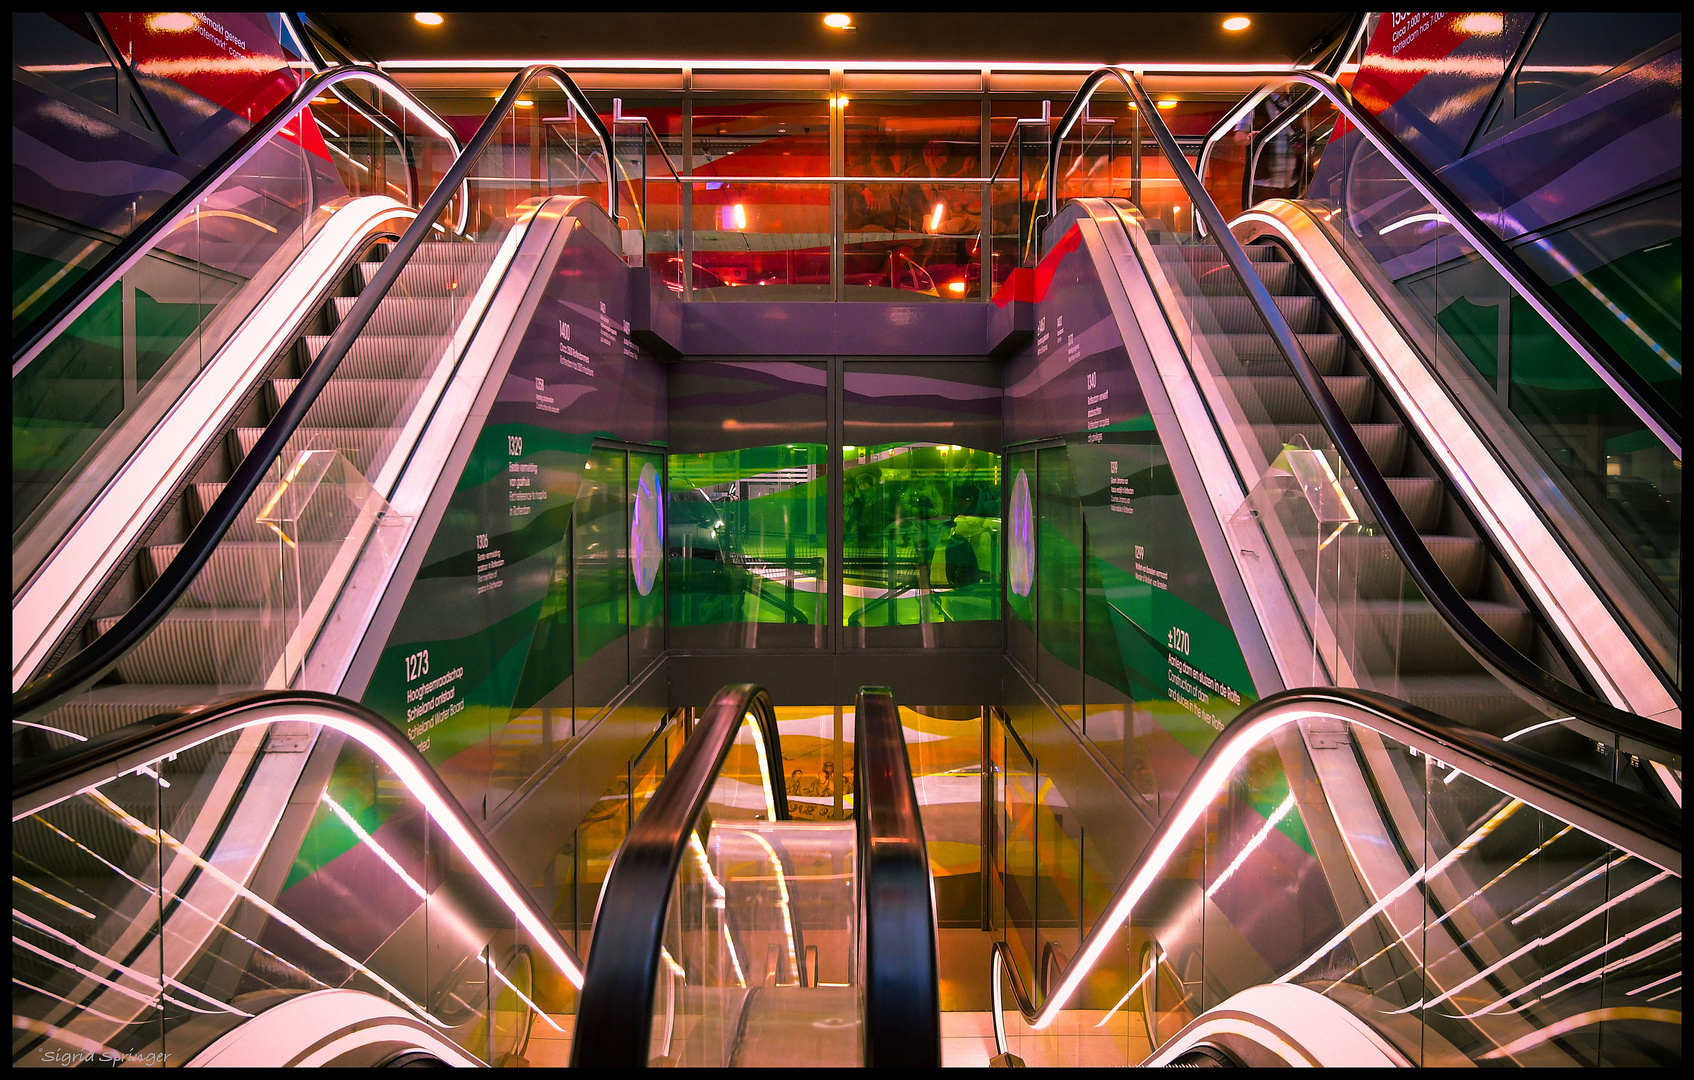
[1233,200,1679,728]
[318,196,602,702]
[1042,199,1288,701]
[1143,983,1414,1067]
[12,197,416,692]
[186,988,485,1067]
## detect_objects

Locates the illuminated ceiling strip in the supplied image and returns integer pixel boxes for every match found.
[319,791,428,899]
[14,875,94,920]
[1417,871,1672,1016]
[380,58,1302,73]
[1452,908,1682,1017]
[1278,798,1525,990]
[84,789,451,1025]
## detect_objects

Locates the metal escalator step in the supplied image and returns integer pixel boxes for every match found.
[1188,293,1325,335]
[1382,476,1444,532]
[299,334,445,380]
[232,426,395,480]
[1337,534,1489,599]
[1149,241,1282,264]
[359,257,496,297]
[189,482,356,542]
[96,608,273,685]
[331,296,456,337]
[268,377,420,429]
[41,684,236,741]
[1344,600,1534,674]
[1255,422,1406,474]
[143,541,342,608]
[1213,333,1348,375]
[1166,260,1300,296]
[1226,375,1373,423]
[384,242,500,265]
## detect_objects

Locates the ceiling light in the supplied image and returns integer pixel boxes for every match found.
[414,12,444,26]
[311,97,337,106]
[1222,16,1250,32]
[1157,99,1177,109]
[515,99,534,108]
[947,282,967,294]
[147,13,196,32]
[929,202,944,231]
[823,13,853,30]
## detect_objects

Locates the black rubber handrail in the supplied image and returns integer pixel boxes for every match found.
[13,65,465,374]
[988,684,1681,1043]
[1042,67,1680,762]
[572,684,789,1067]
[12,64,613,729]
[855,687,942,1067]
[10,688,586,985]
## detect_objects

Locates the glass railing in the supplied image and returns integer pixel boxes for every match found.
[572,685,939,1067]
[611,105,684,280]
[1037,72,1677,782]
[12,69,465,600]
[1199,72,1682,640]
[11,691,584,1067]
[990,687,1681,1067]
[986,116,1052,290]
[14,65,616,754]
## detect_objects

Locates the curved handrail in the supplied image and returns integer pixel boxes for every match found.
[1056,67,1677,458]
[571,684,789,1067]
[11,688,586,988]
[987,685,1681,1042]
[854,687,941,1067]
[13,65,466,376]
[12,65,612,728]
[1042,66,1679,761]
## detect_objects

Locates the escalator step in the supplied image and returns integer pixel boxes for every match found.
[268,377,421,430]
[41,683,237,741]
[300,334,446,380]
[1388,675,1540,734]
[1345,600,1534,673]
[143,541,342,608]
[1164,259,1301,296]
[1335,534,1489,599]
[231,426,395,480]
[1190,294,1325,335]
[331,296,456,337]
[1383,477,1444,532]
[1226,374,1373,423]
[189,481,358,541]
[1212,333,1347,374]
[97,608,273,685]
[1255,423,1406,475]
[359,256,497,297]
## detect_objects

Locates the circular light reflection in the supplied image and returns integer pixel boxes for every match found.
[1222,16,1251,32]
[823,13,853,30]
[1008,469,1034,598]
[414,12,444,27]
[632,461,664,596]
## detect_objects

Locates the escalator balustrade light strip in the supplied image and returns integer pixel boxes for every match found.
[1280,798,1524,990]
[1328,825,1579,992]
[22,816,332,995]
[1207,793,1296,897]
[1510,855,1629,926]
[742,829,800,986]
[319,791,428,900]
[1647,984,1681,1002]
[12,720,88,742]
[689,832,746,988]
[1628,970,1683,997]
[13,876,94,920]
[82,789,448,1025]
[1542,929,1683,1001]
[14,910,248,1018]
[748,712,779,821]
[12,974,142,1028]
[1094,944,1163,1028]
[1416,872,1673,1018]
[485,948,566,1033]
[1446,907,1682,1020]
[1477,1006,1683,1060]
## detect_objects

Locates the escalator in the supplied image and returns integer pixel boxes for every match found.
[12,682,940,1067]
[573,684,940,1067]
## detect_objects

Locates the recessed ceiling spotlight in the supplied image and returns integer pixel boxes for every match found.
[823,13,853,30]
[516,99,534,108]
[1157,99,1178,109]
[414,12,444,27]
[1222,16,1251,32]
